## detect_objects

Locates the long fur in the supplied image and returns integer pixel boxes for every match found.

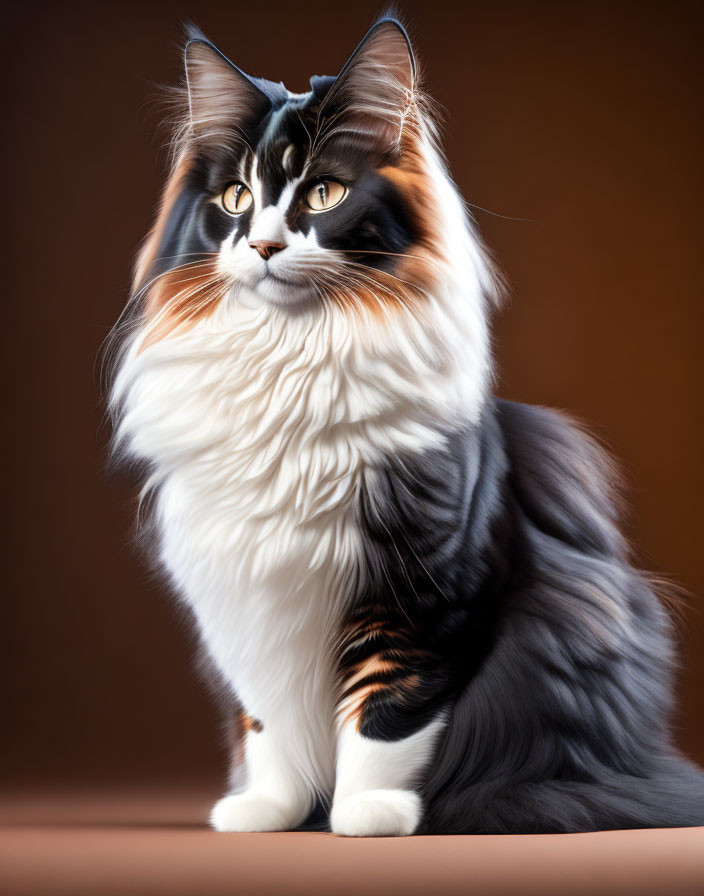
[108,16,704,834]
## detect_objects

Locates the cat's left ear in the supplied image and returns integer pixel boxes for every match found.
[183,34,271,147]
[321,18,416,154]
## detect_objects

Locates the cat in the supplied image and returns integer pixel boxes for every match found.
[108,17,704,835]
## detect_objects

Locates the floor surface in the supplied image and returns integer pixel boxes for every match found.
[1,791,703,895]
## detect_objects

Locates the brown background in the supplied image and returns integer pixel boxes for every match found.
[2,0,702,800]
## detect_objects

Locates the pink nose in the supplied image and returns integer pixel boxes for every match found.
[248,240,285,260]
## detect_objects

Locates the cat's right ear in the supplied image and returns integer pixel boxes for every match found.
[317,18,416,156]
[184,37,270,145]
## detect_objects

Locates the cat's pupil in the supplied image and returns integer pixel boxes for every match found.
[318,182,328,207]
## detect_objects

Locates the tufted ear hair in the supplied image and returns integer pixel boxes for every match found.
[319,18,416,155]
[184,32,271,147]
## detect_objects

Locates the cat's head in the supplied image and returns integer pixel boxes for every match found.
[130,17,495,347]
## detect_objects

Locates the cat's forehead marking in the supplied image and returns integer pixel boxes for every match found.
[250,155,264,210]
[262,105,288,144]
[282,144,295,174]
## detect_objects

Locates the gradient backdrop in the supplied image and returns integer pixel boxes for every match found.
[3,0,702,800]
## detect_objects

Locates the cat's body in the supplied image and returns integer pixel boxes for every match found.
[110,18,704,834]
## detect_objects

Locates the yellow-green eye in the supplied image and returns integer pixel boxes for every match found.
[221,183,253,215]
[305,180,347,212]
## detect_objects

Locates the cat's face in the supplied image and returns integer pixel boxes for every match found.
[134,19,445,342]
[200,76,420,309]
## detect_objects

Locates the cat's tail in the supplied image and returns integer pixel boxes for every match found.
[423,398,704,833]
[572,756,704,829]
[424,756,704,834]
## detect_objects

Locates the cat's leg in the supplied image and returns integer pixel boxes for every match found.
[210,713,316,832]
[330,634,447,837]
[331,714,445,836]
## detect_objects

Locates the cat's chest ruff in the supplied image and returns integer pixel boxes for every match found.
[129,306,366,597]
[159,417,363,593]
[144,314,365,709]
[117,295,479,598]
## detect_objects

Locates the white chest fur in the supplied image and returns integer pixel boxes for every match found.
[118,302,366,696]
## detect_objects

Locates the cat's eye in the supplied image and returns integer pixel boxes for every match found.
[221,183,253,215]
[305,180,347,213]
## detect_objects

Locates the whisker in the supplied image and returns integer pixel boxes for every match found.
[466,202,540,225]
[332,248,432,264]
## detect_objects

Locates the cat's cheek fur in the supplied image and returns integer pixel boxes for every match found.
[331,717,445,837]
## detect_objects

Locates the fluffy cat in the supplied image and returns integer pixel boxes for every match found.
[109,17,704,835]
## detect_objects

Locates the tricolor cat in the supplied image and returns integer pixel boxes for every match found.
[109,17,704,834]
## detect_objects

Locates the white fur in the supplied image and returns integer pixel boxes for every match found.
[112,129,493,833]
[211,725,314,831]
[332,790,422,837]
[331,716,445,836]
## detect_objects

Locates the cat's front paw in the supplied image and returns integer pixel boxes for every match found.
[331,788,421,837]
[210,792,299,832]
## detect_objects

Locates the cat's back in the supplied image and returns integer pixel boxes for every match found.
[494,398,626,559]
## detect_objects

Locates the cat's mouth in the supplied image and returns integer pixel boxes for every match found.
[265,270,300,288]
[240,268,318,308]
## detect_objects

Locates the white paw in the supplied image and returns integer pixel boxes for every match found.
[209,792,298,833]
[331,789,421,837]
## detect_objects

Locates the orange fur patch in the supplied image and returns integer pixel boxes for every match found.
[337,650,420,731]
[328,115,446,320]
[130,151,230,353]
[345,654,400,690]
[376,119,446,293]
[138,259,229,354]
[241,712,263,735]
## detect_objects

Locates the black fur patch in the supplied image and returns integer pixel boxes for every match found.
[343,400,704,832]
